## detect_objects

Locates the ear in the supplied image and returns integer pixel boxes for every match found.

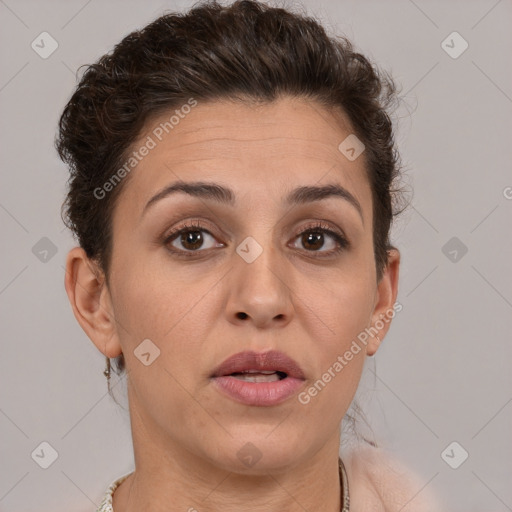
[64,246,122,359]
[366,248,400,356]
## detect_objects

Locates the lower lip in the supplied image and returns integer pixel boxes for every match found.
[211,375,305,406]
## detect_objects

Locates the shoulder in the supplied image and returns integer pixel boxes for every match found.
[343,445,441,512]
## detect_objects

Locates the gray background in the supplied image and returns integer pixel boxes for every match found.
[1,0,511,510]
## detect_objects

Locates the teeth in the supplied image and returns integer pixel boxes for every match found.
[232,372,281,383]
[241,370,277,374]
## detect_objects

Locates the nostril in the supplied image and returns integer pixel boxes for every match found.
[236,312,248,319]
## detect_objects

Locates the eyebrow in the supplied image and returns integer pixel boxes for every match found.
[141,180,364,223]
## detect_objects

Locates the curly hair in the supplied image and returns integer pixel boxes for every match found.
[56,0,406,382]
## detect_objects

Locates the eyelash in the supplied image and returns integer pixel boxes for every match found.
[163,220,349,258]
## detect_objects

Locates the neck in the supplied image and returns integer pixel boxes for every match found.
[114,397,343,512]
[115,460,342,512]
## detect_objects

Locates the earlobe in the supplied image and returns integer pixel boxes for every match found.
[366,248,400,357]
[64,246,123,359]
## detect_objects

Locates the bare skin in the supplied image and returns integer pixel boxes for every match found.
[65,96,400,511]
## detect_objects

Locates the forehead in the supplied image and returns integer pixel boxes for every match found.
[114,97,372,222]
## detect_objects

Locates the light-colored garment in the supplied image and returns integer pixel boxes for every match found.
[343,446,442,511]
[95,473,132,512]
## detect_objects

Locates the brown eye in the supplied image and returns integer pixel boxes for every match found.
[301,231,325,251]
[163,220,225,256]
[178,230,205,250]
[166,228,219,252]
[291,223,349,256]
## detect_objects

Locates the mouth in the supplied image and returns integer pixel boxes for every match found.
[228,370,288,382]
[210,349,305,380]
[210,350,306,406]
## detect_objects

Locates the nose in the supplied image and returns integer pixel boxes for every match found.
[224,238,295,330]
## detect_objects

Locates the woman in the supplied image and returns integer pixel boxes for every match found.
[57,0,440,510]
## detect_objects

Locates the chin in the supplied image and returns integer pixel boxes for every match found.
[204,434,304,475]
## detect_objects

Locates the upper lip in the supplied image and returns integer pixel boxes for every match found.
[210,350,305,379]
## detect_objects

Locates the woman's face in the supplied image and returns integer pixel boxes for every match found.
[72,96,399,474]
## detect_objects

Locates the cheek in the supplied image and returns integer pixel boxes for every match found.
[111,267,220,422]
[295,272,373,411]
[301,264,374,347]
[110,258,223,381]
